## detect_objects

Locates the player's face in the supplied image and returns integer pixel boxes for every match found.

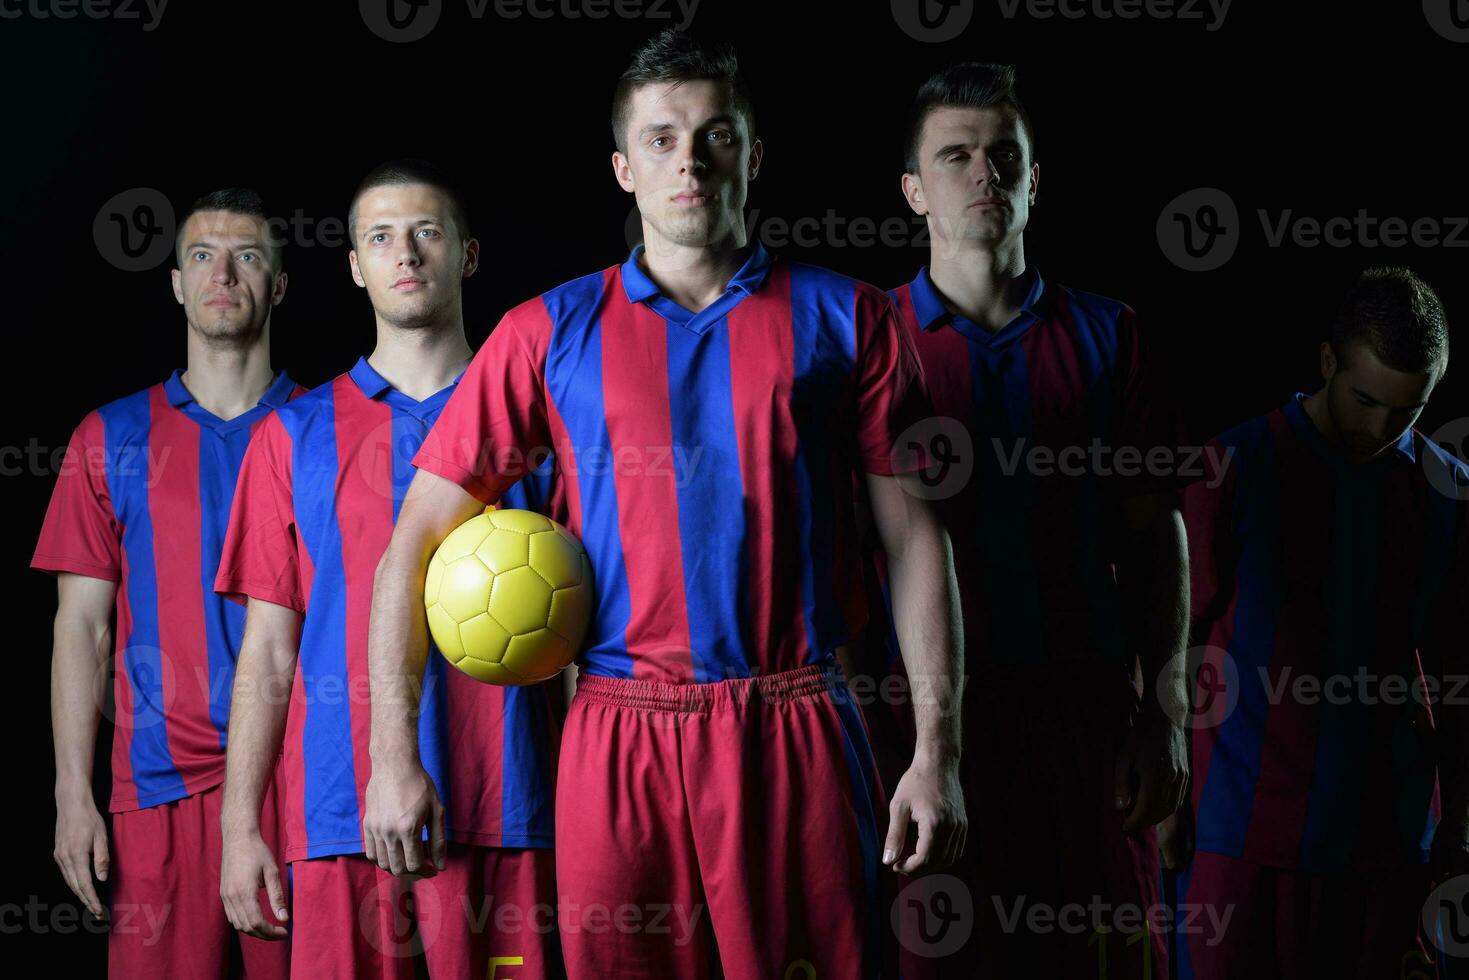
[349,183,476,329]
[614,79,760,254]
[1321,341,1439,464]
[171,210,283,343]
[906,105,1037,256]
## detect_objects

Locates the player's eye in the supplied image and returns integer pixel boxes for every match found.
[418,228,440,239]
[651,135,671,149]
[371,233,387,245]
[239,252,257,263]
[947,153,969,164]
[193,251,210,262]
[708,130,733,144]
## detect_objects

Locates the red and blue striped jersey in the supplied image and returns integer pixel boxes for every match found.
[32,369,303,812]
[214,356,557,861]
[885,266,1181,667]
[413,242,931,684]
[1187,393,1469,872]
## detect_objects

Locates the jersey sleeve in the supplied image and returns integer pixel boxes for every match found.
[1183,436,1240,623]
[214,412,304,611]
[1114,305,1191,497]
[850,284,932,477]
[31,411,122,581]
[414,305,553,505]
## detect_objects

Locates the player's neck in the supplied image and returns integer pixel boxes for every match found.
[638,232,750,314]
[928,239,1028,333]
[180,331,277,420]
[366,321,473,402]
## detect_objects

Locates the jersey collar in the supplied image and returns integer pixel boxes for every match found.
[1282,391,1416,466]
[348,355,463,418]
[164,368,297,431]
[620,240,775,334]
[909,265,1048,347]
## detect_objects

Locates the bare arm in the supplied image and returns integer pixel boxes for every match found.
[864,471,966,874]
[219,597,300,939]
[1114,491,1190,833]
[51,572,116,919]
[363,467,485,876]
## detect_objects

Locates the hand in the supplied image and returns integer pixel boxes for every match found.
[882,756,967,876]
[54,789,109,919]
[363,756,445,878]
[1158,802,1194,871]
[1114,712,1188,833]
[1432,801,1469,886]
[220,831,289,940]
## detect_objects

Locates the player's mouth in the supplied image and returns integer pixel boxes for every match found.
[673,190,715,206]
[967,197,1006,210]
[393,277,428,291]
[203,294,239,308]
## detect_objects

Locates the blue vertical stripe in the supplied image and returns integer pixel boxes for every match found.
[1197,418,1280,857]
[544,275,636,678]
[199,428,252,748]
[665,315,750,682]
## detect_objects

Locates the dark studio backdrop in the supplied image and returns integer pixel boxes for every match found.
[4,0,1468,970]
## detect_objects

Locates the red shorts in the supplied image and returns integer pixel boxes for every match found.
[896,661,1167,979]
[554,660,886,980]
[289,843,558,979]
[108,778,290,980]
[1171,850,1437,980]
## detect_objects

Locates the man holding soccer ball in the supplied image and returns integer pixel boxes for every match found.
[368,30,966,979]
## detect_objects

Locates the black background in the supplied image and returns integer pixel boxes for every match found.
[5,0,1468,970]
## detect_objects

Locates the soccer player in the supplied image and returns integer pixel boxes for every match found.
[881,63,1189,976]
[33,188,300,979]
[213,161,561,979]
[1163,266,1469,978]
[366,30,967,980]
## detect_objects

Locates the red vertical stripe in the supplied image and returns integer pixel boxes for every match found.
[727,264,810,672]
[331,377,396,825]
[599,283,694,681]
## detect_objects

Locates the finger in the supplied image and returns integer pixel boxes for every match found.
[1113,750,1133,815]
[56,855,83,912]
[1123,769,1163,833]
[363,825,377,865]
[93,832,110,884]
[263,865,289,923]
[429,804,447,872]
[896,816,935,875]
[387,833,410,877]
[400,827,423,876]
[76,868,105,921]
[883,798,912,866]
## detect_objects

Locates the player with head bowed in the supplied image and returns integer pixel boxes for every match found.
[213,160,562,979]
[367,29,967,980]
[1164,267,1469,979]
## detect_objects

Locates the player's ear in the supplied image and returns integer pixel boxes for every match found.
[901,171,927,217]
[348,250,367,289]
[748,138,763,181]
[170,266,184,305]
[1319,340,1337,381]
[272,271,288,306]
[612,151,636,193]
[461,237,480,279]
[1030,161,1040,205]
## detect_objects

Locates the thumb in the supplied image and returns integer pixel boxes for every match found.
[264,863,289,921]
[884,797,912,866]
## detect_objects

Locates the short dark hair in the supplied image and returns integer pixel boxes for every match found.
[903,62,1035,175]
[1331,266,1449,375]
[611,29,755,154]
[175,187,282,272]
[347,159,471,246]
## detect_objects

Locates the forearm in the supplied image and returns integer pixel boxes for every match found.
[888,521,963,764]
[221,638,295,842]
[367,537,433,765]
[51,611,109,799]
[1119,507,1190,721]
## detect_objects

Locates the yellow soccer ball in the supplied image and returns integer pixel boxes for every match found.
[424,508,593,685]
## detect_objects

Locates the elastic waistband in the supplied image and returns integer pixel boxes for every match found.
[573,662,839,712]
